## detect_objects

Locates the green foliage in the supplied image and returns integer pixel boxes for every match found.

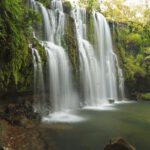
[79,0,100,12]
[102,0,149,24]
[86,13,95,46]
[126,33,142,54]
[0,0,41,95]
[113,15,150,96]
[63,1,73,14]
[141,93,150,100]
[37,0,50,8]
[64,15,79,87]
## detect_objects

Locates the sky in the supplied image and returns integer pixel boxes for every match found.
[69,0,150,9]
[100,0,150,7]
[70,0,150,7]
[124,0,150,7]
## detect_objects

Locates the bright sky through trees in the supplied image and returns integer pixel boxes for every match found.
[70,0,150,8]
[124,0,150,7]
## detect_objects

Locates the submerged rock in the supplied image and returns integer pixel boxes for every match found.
[108,99,115,104]
[104,137,136,150]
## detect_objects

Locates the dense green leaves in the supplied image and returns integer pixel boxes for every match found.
[37,0,50,8]
[141,92,150,100]
[79,0,100,12]
[0,0,40,95]
[126,33,142,54]
[113,17,150,97]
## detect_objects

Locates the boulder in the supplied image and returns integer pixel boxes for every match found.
[104,137,136,150]
[108,99,115,104]
[63,1,72,14]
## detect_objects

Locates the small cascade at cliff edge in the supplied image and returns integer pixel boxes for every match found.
[30,44,46,112]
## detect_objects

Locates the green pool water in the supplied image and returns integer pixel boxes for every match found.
[41,101,150,150]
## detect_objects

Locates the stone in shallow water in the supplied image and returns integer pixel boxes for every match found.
[104,137,136,150]
[108,99,115,104]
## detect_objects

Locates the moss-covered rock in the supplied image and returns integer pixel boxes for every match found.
[37,0,51,8]
[63,14,79,87]
[63,1,72,14]
[0,37,46,99]
[86,12,95,46]
[109,19,150,99]
[0,0,46,97]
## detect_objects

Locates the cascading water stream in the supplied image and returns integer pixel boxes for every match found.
[28,0,125,116]
[93,12,118,101]
[30,44,45,111]
[112,18,115,35]
[44,42,78,112]
[28,0,78,114]
[72,7,125,107]
[93,12,125,100]
[41,0,78,112]
[72,8,102,106]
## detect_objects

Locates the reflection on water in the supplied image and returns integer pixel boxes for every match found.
[41,101,150,150]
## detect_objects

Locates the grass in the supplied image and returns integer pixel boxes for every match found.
[141,92,150,100]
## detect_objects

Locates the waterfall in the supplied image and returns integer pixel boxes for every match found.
[112,18,115,35]
[28,0,125,114]
[93,12,118,101]
[44,42,78,112]
[93,12,125,100]
[72,8,102,106]
[72,7,125,107]
[26,0,37,10]
[30,44,45,111]
[41,0,78,112]
[28,0,78,113]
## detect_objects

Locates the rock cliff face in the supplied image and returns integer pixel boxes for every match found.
[63,13,79,86]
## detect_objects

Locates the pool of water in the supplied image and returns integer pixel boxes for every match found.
[41,101,150,150]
